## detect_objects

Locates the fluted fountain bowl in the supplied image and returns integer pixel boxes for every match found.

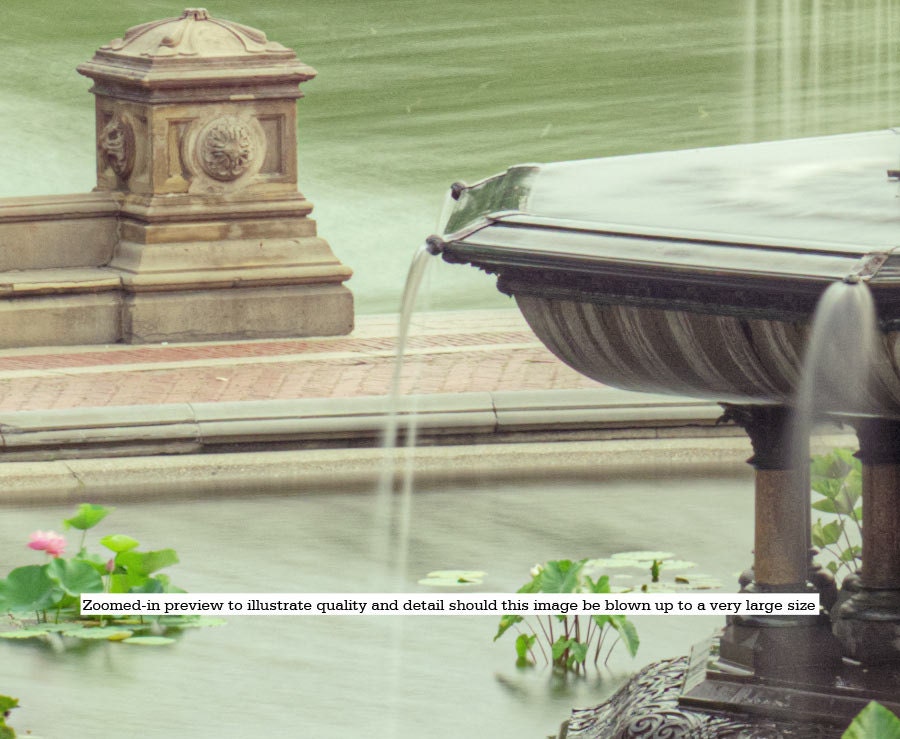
[438,129,900,415]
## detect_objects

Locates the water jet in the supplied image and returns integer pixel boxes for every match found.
[435,130,900,734]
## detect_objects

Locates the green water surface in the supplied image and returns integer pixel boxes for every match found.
[1,1,897,311]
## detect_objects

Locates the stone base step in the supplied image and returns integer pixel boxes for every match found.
[0,268,122,347]
[0,266,354,348]
[0,267,120,296]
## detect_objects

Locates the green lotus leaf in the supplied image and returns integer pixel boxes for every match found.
[538,560,584,594]
[568,640,588,664]
[514,632,535,660]
[116,549,179,577]
[843,701,900,739]
[551,636,574,660]
[0,565,64,613]
[100,535,139,553]
[129,577,165,594]
[63,503,113,531]
[109,572,146,594]
[46,558,103,597]
[494,613,523,641]
[609,615,640,657]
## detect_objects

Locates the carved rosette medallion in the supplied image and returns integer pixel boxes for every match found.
[197,116,257,181]
[99,114,135,180]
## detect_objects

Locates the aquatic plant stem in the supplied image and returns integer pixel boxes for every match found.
[583,617,594,651]
[535,616,553,651]
[604,636,622,667]
[530,624,547,663]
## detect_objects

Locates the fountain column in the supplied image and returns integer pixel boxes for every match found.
[834,418,900,664]
[717,404,841,675]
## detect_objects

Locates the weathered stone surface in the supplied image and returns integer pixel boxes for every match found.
[0,10,353,347]
[0,293,121,348]
[123,284,353,343]
[0,193,118,270]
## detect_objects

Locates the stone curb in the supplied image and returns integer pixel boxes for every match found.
[0,388,731,461]
[0,437,753,505]
[0,432,858,506]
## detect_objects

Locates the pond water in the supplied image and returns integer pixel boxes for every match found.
[0,473,752,738]
[2,0,898,313]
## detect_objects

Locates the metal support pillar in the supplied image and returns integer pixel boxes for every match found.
[713,404,841,676]
[834,418,900,664]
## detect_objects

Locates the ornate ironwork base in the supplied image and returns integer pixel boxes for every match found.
[563,656,844,739]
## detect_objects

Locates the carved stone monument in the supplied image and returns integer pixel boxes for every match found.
[0,9,351,348]
[75,8,353,342]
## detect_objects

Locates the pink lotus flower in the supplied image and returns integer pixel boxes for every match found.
[27,530,67,558]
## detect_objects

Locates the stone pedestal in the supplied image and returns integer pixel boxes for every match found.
[76,8,353,342]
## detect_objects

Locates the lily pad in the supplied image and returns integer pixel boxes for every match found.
[586,556,697,572]
[24,623,79,633]
[584,558,646,570]
[418,570,485,586]
[64,627,134,640]
[159,616,226,629]
[611,551,675,562]
[678,574,722,590]
[637,559,697,572]
[0,630,49,639]
[638,582,688,593]
[123,636,176,646]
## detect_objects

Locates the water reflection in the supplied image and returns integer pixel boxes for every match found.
[0,474,751,738]
[742,0,900,141]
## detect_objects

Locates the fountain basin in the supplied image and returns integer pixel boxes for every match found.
[439,130,900,409]
[438,129,900,727]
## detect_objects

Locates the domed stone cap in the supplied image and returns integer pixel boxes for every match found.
[102,8,292,60]
[78,9,316,96]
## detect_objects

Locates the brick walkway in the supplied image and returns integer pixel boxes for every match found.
[0,310,597,412]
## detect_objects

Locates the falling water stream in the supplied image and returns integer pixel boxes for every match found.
[375,183,455,581]
[374,241,440,586]
[792,278,878,573]
[794,278,878,426]
[371,222,448,735]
